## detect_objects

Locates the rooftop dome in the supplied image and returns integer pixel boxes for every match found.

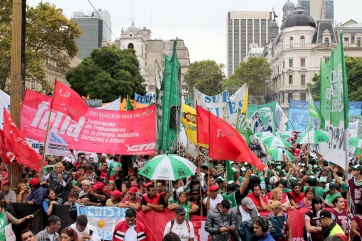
[284,3,316,29]
[285,0,294,8]
[124,21,139,34]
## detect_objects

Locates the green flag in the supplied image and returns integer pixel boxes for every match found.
[126,95,134,110]
[225,161,235,181]
[308,90,325,129]
[320,33,349,169]
[157,41,181,152]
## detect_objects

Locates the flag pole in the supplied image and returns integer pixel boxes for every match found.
[207,110,211,188]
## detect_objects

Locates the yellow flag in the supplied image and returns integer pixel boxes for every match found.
[241,84,249,115]
[181,104,208,147]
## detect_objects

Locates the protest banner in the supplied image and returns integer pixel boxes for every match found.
[21,90,156,155]
[0,90,10,129]
[248,102,277,134]
[288,100,309,133]
[194,89,229,118]
[134,92,154,104]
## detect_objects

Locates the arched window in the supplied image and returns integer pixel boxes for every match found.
[128,43,134,49]
[290,37,294,47]
[300,36,305,47]
[325,38,329,47]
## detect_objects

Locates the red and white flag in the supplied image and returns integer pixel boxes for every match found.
[0,129,13,165]
[3,110,42,171]
[197,105,264,170]
[51,80,88,121]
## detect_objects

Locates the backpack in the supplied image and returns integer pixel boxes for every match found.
[268,215,286,239]
[170,219,190,233]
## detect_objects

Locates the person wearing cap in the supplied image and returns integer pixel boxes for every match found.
[314,210,346,239]
[26,178,48,206]
[318,176,327,190]
[113,208,148,241]
[163,206,195,241]
[83,181,106,206]
[348,165,362,214]
[323,183,342,208]
[222,169,252,209]
[204,185,223,212]
[119,186,142,210]
[106,190,122,206]
[205,199,235,241]
[141,183,165,212]
[1,180,16,203]
[247,183,268,211]
[41,162,72,204]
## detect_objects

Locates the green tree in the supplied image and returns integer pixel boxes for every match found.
[224,57,272,96]
[308,56,362,101]
[0,1,81,91]
[184,60,225,96]
[66,46,146,102]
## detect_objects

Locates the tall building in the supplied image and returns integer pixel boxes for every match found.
[226,11,272,76]
[300,0,334,22]
[71,10,112,60]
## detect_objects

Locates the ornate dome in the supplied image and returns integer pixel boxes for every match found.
[285,0,294,8]
[124,21,139,34]
[284,5,316,29]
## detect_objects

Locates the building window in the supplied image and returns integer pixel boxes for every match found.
[301,75,306,85]
[300,93,306,101]
[290,37,294,47]
[283,61,285,68]
[289,75,293,85]
[288,93,293,103]
[325,38,329,47]
[300,36,305,47]
[31,80,35,90]
[289,59,293,67]
[344,37,349,47]
[301,58,305,67]
[357,38,361,47]
[128,43,134,49]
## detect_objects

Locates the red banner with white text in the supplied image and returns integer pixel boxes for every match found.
[21,90,156,155]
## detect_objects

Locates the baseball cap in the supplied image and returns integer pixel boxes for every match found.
[1,180,10,186]
[318,176,327,183]
[208,185,219,192]
[91,182,105,191]
[175,206,186,214]
[294,149,301,157]
[313,210,332,219]
[28,178,40,186]
[352,165,362,173]
[128,187,138,194]
[80,154,86,158]
[143,182,153,187]
[241,167,247,172]
[244,162,250,166]
[241,197,256,209]
[110,190,122,199]
[323,183,338,192]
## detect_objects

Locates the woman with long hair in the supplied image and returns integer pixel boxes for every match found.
[106,190,122,207]
[269,188,290,211]
[60,227,79,241]
[330,196,349,237]
[43,188,60,216]
[168,191,199,220]
[121,181,130,198]
[299,187,315,208]
[16,182,30,203]
[304,196,323,241]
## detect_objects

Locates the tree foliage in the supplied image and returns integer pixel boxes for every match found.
[66,46,146,102]
[0,1,81,91]
[184,60,225,96]
[308,56,362,101]
[224,57,272,96]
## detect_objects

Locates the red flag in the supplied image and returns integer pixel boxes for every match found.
[51,80,88,121]
[3,110,41,171]
[196,105,209,145]
[197,105,264,171]
[0,129,13,165]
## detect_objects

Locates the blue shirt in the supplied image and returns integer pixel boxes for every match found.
[259,232,275,241]
[26,186,47,206]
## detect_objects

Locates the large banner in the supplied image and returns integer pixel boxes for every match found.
[248,102,277,134]
[21,90,156,155]
[134,92,154,104]
[288,100,309,133]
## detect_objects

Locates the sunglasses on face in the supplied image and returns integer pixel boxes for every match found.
[179,213,186,216]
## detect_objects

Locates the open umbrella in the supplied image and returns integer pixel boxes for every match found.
[269,148,295,162]
[262,136,293,148]
[350,137,362,156]
[256,132,274,139]
[296,130,330,144]
[275,131,293,139]
[139,154,197,180]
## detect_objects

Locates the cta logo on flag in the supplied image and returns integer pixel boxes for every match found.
[51,80,88,121]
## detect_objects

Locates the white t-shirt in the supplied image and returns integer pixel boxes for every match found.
[48,233,54,241]
[124,225,137,241]
[239,206,252,221]
[163,220,195,241]
[204,194,223,210]
[69,223,101,241]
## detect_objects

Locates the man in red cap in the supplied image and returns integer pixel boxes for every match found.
[119,186,142,210]
[204,185,223,212]
[141,182,165,212]
[1,180,16,203]
[26,178,47,206]
[83,181,106,206]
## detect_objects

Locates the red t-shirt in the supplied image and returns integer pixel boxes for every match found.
[120,196,142,204]
[247,193,268,207]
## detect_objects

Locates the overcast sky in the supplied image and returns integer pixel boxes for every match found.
[28,0,361,66]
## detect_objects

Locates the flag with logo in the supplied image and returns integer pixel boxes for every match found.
[308,90,325,130]
[157,41,181,152]
[51,80,88,121]
[319,34,349,169]
[3,110,41,170]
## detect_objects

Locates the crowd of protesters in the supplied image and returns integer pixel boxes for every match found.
[1,132,362,241]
